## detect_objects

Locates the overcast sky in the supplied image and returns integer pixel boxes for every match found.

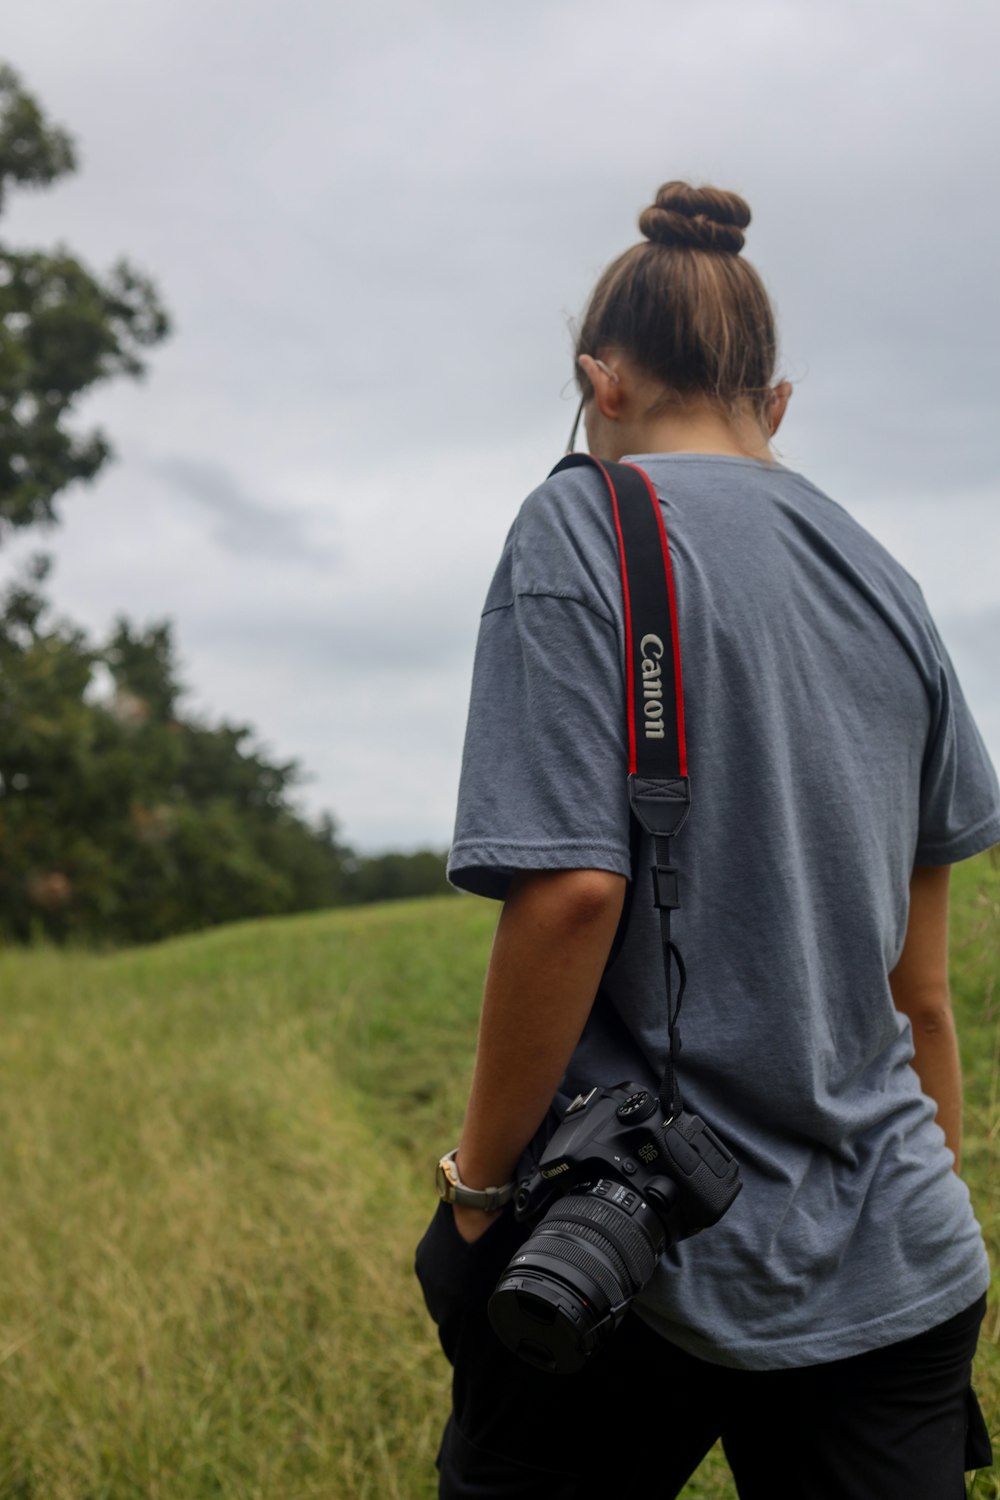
[2,0,998,850]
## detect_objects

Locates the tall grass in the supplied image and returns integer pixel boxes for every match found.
[0,853,995,1496]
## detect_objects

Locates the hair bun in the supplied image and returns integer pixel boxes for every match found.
[638,181,751,254]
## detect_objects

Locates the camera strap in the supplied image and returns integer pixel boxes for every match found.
[549,453,691,1116]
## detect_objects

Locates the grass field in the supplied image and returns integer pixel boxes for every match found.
[0,852,996,1497]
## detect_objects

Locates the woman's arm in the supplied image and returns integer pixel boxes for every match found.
[453,867,627,1242]
[888,863,962,1171]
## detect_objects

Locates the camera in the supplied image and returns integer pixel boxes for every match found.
[487,1082,741,1374]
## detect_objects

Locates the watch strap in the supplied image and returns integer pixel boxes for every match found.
[436,1149,514,1212]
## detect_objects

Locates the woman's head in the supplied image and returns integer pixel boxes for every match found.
[572,181,789,458]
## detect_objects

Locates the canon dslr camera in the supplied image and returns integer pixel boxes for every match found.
[487,1082,740,1374]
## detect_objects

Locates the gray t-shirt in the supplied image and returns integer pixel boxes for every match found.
[448,452,1000,1370]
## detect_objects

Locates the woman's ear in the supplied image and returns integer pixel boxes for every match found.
[577,353,624,422]
[768,380,793,436]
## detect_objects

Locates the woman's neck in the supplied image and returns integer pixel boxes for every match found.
[599,401,776,465]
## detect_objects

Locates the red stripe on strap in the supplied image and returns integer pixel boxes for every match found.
[595,458,637,775]
[625,463,688,778]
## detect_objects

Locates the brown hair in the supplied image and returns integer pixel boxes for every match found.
[574,181,779,426]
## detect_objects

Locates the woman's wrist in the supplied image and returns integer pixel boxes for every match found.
[448,1151,515,1242]
[453,1147,517,1195]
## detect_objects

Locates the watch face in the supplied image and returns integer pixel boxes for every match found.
[436,1155,457,1201]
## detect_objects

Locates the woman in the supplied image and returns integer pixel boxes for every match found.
[415,181,999,1499]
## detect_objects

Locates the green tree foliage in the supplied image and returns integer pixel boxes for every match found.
[0,64,451,942]
[0,63,170,536]
[0,559,355,944]
[343,848,453,905]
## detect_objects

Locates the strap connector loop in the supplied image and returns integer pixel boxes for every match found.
[652,863,680,910]
[628,774,691,838]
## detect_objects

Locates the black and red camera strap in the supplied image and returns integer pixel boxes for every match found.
[550,452,691,1115]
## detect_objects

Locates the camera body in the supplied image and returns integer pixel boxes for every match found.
[487,1081,741,1373]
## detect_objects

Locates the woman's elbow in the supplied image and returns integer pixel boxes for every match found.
[508,868,627,927]
[905,996,956,1040]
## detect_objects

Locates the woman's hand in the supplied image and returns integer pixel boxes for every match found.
[452,1203,502,1244]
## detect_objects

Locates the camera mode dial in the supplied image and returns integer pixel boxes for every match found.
[615,1089,657,1124]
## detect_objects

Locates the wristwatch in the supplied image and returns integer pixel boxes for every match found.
[435,1149,515,1213]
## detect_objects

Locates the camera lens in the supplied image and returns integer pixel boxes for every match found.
[487,1184,666,1374]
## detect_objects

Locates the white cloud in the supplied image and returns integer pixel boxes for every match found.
[1,0,998,847]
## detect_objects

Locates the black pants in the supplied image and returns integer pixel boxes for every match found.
[415,1203,993,1499]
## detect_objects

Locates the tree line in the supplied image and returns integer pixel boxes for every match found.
[0,63,451,945]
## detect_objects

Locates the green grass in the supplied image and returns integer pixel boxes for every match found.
[0,853,996,1497]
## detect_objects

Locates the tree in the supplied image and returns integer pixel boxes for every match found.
[343,848,452,905]
[0,560,355,944]
[0,62,170,538]
[0,65,449,942]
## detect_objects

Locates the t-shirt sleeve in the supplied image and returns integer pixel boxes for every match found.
[447,589,632,900]
[913,619,1000,865]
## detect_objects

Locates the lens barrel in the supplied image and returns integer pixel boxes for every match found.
[488,1184,666,1374]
